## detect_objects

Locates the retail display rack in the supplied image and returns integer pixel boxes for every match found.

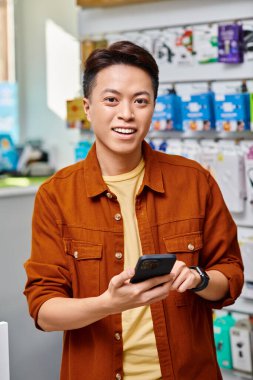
[78,0,253,141]
[76,0,165,7]
[77,2,253,379]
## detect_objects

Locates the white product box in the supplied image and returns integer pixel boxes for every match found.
[238,227,253,300]
[194,24,218,64]
[151,28,177,64]
[215,141,246,213]
[173,27,195,66]
[0,322,10,380]
[230,320,253,374]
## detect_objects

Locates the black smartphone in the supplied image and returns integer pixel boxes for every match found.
[130,254,176,284]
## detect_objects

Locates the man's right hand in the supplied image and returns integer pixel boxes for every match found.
[37,269,174,332]
[100,268,175,315]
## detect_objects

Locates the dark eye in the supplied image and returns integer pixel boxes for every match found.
[135,98,148,105]
[104,97,117,103]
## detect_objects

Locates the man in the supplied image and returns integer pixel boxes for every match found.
[24,41,243,380]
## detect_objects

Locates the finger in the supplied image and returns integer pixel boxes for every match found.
[171,260,187,277]
[171,268,193,290]
[141,280,172,304]
[177,276,195,293]
[110,268,135,289]
[137,273,175,292]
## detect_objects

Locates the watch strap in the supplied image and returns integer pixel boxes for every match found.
[189,266,210,292]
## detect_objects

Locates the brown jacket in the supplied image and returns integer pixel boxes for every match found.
[24,141,244,380]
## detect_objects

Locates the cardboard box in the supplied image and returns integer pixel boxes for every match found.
[250,93,253,131]
[214,314,236,369]
[218,23,244,64]
[214,93,250,131]
[151,94,182,131]
[230,320,253,374]
[194,24,218,64]
[181,92,215,131]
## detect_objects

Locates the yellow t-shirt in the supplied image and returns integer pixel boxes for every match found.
[103,159,162,380]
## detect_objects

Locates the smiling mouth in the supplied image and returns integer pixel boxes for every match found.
[112,127,136,135]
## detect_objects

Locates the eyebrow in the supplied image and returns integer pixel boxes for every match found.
[101,89,151,97]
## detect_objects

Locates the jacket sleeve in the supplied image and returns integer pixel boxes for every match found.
[24,186,72,329]
[199,172,244,309]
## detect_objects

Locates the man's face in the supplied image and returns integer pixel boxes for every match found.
[83,64,155,159]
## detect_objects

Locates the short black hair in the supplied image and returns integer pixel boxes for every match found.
[83,40,159,100]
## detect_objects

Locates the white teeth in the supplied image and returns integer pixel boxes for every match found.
[113,128,135,134]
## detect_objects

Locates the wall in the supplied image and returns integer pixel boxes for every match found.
[78,0,253,83]
[0,192,62,380]
[78,0,253,36]
[15,0,81,170]
[2,2,81,378]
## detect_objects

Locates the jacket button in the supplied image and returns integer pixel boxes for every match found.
[115,374,122,380]
[188,243,195,251]
[115,252,123,260]
[114,213,122,221]
[106,192,113,199]
[73,251,78,258]
[114,332,121,341]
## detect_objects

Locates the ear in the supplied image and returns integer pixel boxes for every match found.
[83,98,91,122]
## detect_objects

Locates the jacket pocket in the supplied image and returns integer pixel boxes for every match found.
[66,240,102,260]
[64,239,102,297]
[163,232,203,266]
[163,232,203,306]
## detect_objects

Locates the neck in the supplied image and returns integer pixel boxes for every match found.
[95,143,143,176]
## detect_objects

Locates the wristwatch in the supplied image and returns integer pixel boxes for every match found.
[189,266,210,292]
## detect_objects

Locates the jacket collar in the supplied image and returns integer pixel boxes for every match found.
[83,141,165,198]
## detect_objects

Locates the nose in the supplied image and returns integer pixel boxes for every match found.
[117,101,134,121]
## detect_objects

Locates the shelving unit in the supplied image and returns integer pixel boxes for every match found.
[76,0,163,7]
[148,130,253,141]
[77,1,253,379]
[159,61,253,84]
[225,298,253,317]
[78,0,253,38]
[222,368,253,380]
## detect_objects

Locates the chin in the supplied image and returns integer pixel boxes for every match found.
[113,144,141,156]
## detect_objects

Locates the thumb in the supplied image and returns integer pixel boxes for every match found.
[110,268,135,288]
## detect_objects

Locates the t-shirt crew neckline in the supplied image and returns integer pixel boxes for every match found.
[102,158,145,183]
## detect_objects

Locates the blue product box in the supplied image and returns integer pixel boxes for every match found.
[214,93,250,131]
[180,92,215,131]
[151,94,182,131]
[250,93,253,131]
[148,139,168,152]
[214,314,236,369]
[0,83,19,143]
[0,133,18,172]
[75,140,92,162]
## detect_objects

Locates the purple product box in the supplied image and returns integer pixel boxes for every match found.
[218,23,244,63]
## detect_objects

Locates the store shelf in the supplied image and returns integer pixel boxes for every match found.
[159,61,253,84]
[76,0,163,7]
[148,130,253,140]
[0,176,48,198]
[222,368,253,380]
[78,0,253,38]
[224,297,253,316]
